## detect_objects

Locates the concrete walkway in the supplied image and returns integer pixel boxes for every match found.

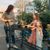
[0,22,7,50]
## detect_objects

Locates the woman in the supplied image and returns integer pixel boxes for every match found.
[28,13,43,50]
[1,5,18,48]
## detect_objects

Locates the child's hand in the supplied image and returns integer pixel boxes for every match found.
[31,27,36,30]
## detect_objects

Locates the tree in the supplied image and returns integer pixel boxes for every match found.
[40,10,50,24]
[33,0,48,13]
[17,12,33,25]
[17,0,50,26]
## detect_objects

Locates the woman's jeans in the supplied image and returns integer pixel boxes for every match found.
[4,25,15,44]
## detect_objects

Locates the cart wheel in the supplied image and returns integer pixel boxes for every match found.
[8,47,11,50]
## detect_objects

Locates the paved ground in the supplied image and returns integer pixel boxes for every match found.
[0,22,8,50]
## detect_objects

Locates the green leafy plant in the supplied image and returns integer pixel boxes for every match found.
[17,12,33,25]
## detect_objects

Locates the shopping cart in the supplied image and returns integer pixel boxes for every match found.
[20,26,37,50]
[5,21,42,50]
[20,26,44,50]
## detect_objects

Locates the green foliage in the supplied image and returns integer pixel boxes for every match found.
[40,10,50,24]
[33,0,48,13]
[17,0,50,25]
[17,12,33,25]
[34,0,42,12]
[21,12,33,24]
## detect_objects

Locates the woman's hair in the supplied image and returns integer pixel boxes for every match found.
[5,5,14,14]
[34,13,39,17]
[34,13,39,20]
[34,13,39,18]
[39,22,42,28]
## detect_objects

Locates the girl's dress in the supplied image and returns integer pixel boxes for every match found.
[28,20,43,48]
[28,20,37,45]
[36,22,43,48]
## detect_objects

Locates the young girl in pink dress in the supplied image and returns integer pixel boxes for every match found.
[28,13,43,49]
